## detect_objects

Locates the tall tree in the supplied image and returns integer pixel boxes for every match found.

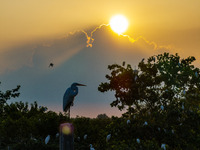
[98,53,200,116]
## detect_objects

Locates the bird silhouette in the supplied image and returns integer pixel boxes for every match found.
[63,83,86,112]
[49,63,54,67]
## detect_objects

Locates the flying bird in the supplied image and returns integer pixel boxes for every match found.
[49,63,54,67]
[63,83,86,116]
[45,135,50,144]
[106,134,111,142]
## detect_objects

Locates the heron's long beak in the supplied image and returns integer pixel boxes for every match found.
[77,83,86,86]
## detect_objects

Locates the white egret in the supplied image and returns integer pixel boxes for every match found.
[183,89,186,95]
[84,134,87,140]
[63,82,86,117]
[195,71,198,77]
[161,105,164,110]
[89,144,95,150]
[164,129,167,133]
[56,133,59,138]
[106,134,111,142]
[182,103,184,110]
[171,130,174,134]
[161,144,166,150]
[134,76,137,81]
[45,135,50,144]
[136,138,140,144]
[143,121,148,126]
[31,134,37,141]
[127,120,131,125]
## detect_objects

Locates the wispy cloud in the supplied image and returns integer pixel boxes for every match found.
[80,23,174,51]
[81,24,109,47]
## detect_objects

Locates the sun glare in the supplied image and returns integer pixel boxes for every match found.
[110,15,128,35]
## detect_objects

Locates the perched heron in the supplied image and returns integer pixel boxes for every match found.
[45,135,50,144]
[63,82,86,117]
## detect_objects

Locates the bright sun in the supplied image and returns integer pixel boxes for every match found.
[110,15,129,35]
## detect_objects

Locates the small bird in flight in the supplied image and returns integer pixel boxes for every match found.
[49,63,54,67]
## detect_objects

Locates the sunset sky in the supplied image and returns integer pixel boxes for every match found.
[0,0,200,117]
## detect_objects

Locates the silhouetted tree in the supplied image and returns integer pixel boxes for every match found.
[98,53,200,117]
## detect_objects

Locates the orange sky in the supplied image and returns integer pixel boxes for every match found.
[1,0,200,52]
[0,0,200,117]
